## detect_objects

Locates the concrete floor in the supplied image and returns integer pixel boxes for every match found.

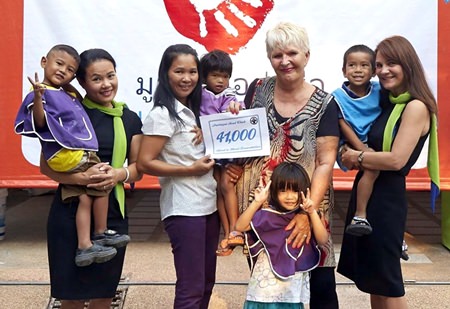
[0,189,449,309]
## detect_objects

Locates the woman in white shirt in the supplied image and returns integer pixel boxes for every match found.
[137,44,218,309]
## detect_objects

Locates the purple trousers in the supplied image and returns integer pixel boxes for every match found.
[164,212,220,309]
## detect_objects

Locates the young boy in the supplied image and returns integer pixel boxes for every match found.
[199,49,245,256]
[332,45,381,236]
[14,44,129,267]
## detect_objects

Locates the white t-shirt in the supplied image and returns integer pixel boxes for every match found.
[141,101,216,220]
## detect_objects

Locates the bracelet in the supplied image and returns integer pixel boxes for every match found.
[357,151,365,164]
[122,167,130,183]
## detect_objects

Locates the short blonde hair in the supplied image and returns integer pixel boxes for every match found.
[265,22,310,58]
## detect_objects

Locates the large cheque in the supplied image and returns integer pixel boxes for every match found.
[199,108,270,159]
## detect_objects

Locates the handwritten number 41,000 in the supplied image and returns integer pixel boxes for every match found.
[216,128,257,144]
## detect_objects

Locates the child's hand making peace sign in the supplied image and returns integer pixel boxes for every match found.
[254,176,271,206]
[27,72,46,99]
[300,188,315,214]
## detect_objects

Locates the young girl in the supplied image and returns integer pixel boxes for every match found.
[235,162,329,308]
[199,49,245,256]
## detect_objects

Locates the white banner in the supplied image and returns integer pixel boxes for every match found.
[22,0,437,167]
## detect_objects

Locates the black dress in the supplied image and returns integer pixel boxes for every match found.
[337,99,428,297]
[47,107,142,300]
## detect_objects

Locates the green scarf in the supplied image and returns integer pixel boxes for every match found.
[382,92,410,152]
[383,92,440,211]
[82,97,127,218]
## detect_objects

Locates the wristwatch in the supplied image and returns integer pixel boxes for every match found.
[357,151,365,164]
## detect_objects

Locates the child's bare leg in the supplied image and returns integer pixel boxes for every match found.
[76,194,93,249]
[92,195,110,235]
[355,169,379,218]
[214,166,230,239]
[91,194,130,248]
[75,194,117,267]
[221,169,244,247]
[346,169,379,236]
[215,166,234,256]
[217,196,230,238]
[221,169,240,240]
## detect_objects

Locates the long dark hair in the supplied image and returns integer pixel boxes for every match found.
[153,44,202,126]
[375,36,437,115]
[269,162,311,212]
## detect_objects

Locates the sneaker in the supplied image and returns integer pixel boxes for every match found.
[75,243,117,267]
[345,216,373,236]
[401,240,409,261]
[92,229,130,248]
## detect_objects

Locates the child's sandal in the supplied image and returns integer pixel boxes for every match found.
[227,231,245,247]
[345,216,373,236]
[216,239,233,257]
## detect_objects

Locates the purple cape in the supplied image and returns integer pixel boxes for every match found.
[14,89,98,160]
[246,207,321,279]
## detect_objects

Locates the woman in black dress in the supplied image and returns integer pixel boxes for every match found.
[337,36,439,309]
[40,49,143,309]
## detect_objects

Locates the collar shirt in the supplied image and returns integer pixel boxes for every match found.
[142,101,217,220]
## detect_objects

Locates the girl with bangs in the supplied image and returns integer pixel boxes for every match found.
[236,162,328,308]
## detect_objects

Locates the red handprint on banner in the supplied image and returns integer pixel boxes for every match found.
[163,0,274,54]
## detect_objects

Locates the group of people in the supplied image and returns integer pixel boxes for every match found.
[14,20,438,309]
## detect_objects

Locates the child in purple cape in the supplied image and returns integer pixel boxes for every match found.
[236,162,329,308]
